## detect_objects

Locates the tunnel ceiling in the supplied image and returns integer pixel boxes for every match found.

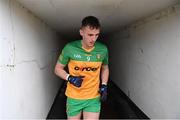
[17,0,179,39]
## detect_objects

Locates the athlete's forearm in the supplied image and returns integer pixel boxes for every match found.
[101,65,109,85]
[54,63,69,81]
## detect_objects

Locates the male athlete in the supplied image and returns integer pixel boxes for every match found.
[54,16,109,119]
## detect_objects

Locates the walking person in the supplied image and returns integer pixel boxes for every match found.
[54,16,109,119]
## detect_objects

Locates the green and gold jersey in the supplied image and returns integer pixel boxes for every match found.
[58,40,108,99]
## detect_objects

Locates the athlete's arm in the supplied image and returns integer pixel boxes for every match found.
[54,62,84,87]
[99,64,109,101]
[101,64,109,85]
[54,62,69,81]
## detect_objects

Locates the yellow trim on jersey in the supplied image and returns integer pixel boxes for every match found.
[82,46,95,52]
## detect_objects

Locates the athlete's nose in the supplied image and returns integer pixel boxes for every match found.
[92,38,95,42]
[91,36,96,42]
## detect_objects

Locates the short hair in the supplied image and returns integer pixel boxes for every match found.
[81,16,101,29]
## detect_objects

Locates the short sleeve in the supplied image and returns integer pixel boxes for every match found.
[103,48,108,65]
[58,44,70,65]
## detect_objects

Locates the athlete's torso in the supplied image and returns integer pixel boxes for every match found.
[59,40,108,99]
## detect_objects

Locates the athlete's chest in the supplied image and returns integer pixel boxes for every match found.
[69,47,105,62]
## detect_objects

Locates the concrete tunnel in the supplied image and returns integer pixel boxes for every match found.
[1,0,180,119]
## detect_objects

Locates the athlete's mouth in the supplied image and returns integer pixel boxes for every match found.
[89,42,94,45]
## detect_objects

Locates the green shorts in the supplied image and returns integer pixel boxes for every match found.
[66,97,101,117]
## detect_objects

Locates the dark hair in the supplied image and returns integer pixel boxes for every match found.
[81,16,101,29]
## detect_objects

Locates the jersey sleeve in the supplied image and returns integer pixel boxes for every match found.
[103,48,109,65]
[58,44,70,65]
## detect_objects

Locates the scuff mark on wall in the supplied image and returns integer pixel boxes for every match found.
[8,0,15,67]
[0,0,16,70]
[108,2,180,118]
[0,0,61,71]
[15,50,59,70]
[0,0,63,118]
[0,50,59,71]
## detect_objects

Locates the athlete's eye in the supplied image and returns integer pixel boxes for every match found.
[95,34,99,37]
[88,34,93,36]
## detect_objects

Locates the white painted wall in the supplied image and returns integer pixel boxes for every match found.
[108,4,180,119]
[0,0,65,119]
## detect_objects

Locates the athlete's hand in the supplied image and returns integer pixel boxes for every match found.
[67,75,84,87]
[99,84,108,102]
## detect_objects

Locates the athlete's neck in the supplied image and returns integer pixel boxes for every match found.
[81,40,95,52]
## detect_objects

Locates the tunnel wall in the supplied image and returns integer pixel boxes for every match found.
[108,4,180,119]
[0,0,65,118]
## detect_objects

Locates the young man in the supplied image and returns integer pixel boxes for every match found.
[54,16,109,119]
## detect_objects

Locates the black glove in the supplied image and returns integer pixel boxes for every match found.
[99,84,108,102]
[67,75,84,87]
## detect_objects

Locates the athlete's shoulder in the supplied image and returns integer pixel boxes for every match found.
[95,41,108,50]
[64,40,81,49]
[68,40,80,45]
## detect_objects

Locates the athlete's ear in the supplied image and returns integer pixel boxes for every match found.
[79,28,83,36]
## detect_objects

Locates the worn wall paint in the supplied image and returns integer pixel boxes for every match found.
[108,3,180,119]
[0,0,64,118]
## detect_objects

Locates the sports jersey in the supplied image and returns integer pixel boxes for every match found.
[58,40,108,99]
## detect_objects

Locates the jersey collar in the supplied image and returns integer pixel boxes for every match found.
[81,40,95,52]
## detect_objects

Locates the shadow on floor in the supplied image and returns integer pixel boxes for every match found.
[47,81,149,119]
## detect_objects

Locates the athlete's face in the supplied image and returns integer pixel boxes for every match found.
[80,26,100,49]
